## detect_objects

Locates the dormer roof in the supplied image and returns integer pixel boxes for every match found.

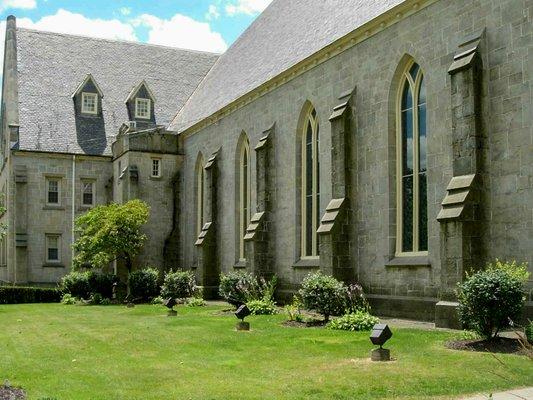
[71,73,104,98]
[125,80,156,103]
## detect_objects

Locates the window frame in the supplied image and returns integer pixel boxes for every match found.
[81,180,95,207]
[135,98,151,119]
[81,92,98,115]
[301,108,320,259]
[395,60,428,257]
[238,139,251,261]
[151,158,161,178]
[46,177,60,206]
[196,158,205,237]
[46,234,61,264]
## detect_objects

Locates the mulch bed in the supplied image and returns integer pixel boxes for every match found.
[445,337,525,354]
[0,385,25,400]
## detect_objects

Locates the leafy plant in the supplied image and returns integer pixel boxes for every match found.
[73,199,150,295]
[344,283,370,313]
[525,320,533,344]
[128,268,160,302]
[326,311,379,331]
[186,297,206,307]
[160,270,197,300]
[299,272,346,322]
[87,271,118,299]
[457,260,527,339]
[60,271,91,299]
[219,272,277,307]
[284,295,304,322]
[246,299,277,315]
[61,293,78,305]
[0,286,61,304]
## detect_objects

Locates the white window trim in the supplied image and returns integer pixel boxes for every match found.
[135,98,151,119]
[46,234,61,263]
[81,180,96,207]
[301,108,320,259]
[238,139,251,261]
[46,178,61,206]
[81,92,98,115]
[151,158,161,178]
[395,60,429,258]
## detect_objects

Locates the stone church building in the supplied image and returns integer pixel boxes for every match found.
[0,0,531,325]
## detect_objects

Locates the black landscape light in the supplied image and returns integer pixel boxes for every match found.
[164,297,178,317]
[369,324,393,361]
[235,304,251,331]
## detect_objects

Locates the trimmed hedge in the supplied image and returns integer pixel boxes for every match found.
[0,286,62,304]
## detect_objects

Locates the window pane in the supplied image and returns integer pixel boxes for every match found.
[418,172,428,251]
[402,175,413,252]
[306,123,313,197]
[409,63,420,81]
[401,82,413,110]
[48,180,59,204]
[306,195,313,256]
[402,109,413,176]
[418,103,427,173]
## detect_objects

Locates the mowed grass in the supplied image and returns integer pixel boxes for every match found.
[0,304,531,400]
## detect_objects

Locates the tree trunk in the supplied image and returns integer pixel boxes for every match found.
[125,254,133,298]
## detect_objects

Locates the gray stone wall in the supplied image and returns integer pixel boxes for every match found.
[179,0,532,316]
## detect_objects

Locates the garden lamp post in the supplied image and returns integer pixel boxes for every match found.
[369,323,393,361]
[235,304,251,331]
[164,297,178,317]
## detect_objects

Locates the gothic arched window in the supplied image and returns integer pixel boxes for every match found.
[195,154,205,238]
[301,107,320,258]
[397,61,428,255]
[238,137,251,260]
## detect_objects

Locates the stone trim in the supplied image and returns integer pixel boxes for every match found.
[293,258,320,269]
[385,256,431,268]
[437,174,477,221]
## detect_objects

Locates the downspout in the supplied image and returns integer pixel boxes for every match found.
[71,154,76,265]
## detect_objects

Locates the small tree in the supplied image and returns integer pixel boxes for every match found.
[72,200,150,294]
[299,272,346,322]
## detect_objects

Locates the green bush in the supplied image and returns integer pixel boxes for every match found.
[0,286,62,304]
[284,295,304,322]
[160,270,197,300]
[128,268,160,301]
[326,311,379,331]
[60,271,91,299]
[457,260,528,339]
[87,271,118,299]
[186,297,206,307]
[299,272,346,322]
[61,293,78,305]
[344,283,370,313]
[246,299,277,315]
[525,320,533,344]
[218,271,257,306]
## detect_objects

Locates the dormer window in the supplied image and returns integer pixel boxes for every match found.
[135,98,151,119]
[82,92,98,115]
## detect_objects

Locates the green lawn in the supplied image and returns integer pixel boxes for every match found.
[0,304,531,400]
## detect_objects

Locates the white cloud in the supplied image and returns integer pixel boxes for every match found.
[225,0,272,16]
[205,5,220,21]
[0,0,36,12]
[133,14,227,53]
[119,7,131,16]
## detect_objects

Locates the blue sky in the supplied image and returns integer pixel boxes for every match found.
[0,0,273,61]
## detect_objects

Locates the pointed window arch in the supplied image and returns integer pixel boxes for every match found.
[195,153,205,238]
[238,135,251,261]
[396,60,428,255]
[301,106,320,258]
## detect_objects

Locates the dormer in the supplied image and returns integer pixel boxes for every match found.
[125,80,156,128]
[72,74,104,117]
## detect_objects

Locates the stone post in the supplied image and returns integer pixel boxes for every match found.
[244,124,275,277]
[436,30,485,328]
[317,88,356,282]
[195,148,220,298]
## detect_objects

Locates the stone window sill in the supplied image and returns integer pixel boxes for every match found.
[385,256,431,268]
[43,205,65,211]
[79,205,94,211]
[42,263,65,268]
[149,176,163,181]
[233,260,247,269]
[293,258,320,269]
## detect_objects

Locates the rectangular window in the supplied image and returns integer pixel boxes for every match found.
[82,180,95,206]
[81,92,98,115]
[46,234,60,263]
[151,158,161,178]
[47,178,60,205]
[135,98,151,119]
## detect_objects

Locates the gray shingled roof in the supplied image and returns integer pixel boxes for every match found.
[16,28,219,155]
[169,0,404,133]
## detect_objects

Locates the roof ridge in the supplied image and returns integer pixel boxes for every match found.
[16,27,222,56]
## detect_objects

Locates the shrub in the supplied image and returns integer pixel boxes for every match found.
[344,283,370,313]
[128,268,160,302]
[60,271,91,299]
[160,270,197,300]
[284,295,304,322]
[299,272,346,322]
[186,297,206,307]
[87,271,118,299]
[0,286,62,304]
[326,311,379,331]
[61,293,78,305]
[525,320,533,344]
[457,261,527,339]
[247,299,277,315]
[218,271,256,306]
